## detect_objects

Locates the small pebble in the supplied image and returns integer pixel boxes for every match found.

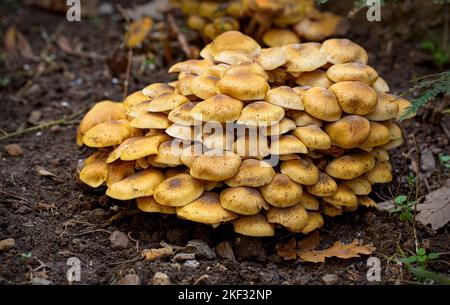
[5,144,23,157]
[321,274,338,285]
[0,238,15,252]
[109,231,129,250]
[215,241,235,261]
[185,240,216,260]
[151,272,171,285]
[31,277,52,285]
[173,253,195,262]
[420,149,436,173]
[184,260,200,269]
[116,274,139,285]
[28,110,42,125]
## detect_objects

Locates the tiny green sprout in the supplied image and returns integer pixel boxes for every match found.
[392,195,416,222]
[0,77,11,88]
[438,154,450,168]
[406,174,416,186]
[20,252,32,260]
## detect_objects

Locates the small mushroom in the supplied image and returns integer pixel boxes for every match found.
[329,81,378,115]
[106,169,165,200]
[372,77,390,93]
[220,187,268,215]
[296,70,333,88]
[168,59,215,75]
[300,192,320,211]
[82,120,136,148]
[190,74,219,100]
[142,83,175,98]
[293,125,331,149]
[287,110,323,126]
[280,158,319,185]
[283,43,327,73]
[325,151,375,180]
[106,160,135,187]
[270,135,308,154]
[146,93,190,112]
[137,196,176,214]
[342,177,372,195]
[237,102,285,126]
[123,91,151,108]
[358,122,391,151]
[263,29,300,47]
[302,87,342,122]
[365,93,400,121]
[79,151,109,188]
[191,94,243,122]
[300,212,324,234]
[154,174,204,207]
[217,72,269,101]
[225,159,275,187]
[233,214,275,237]
[263,118,296,136]
[266,204,309,232]
[207,31,261,58]
[327,62,378,84]
[151,140,185,166]
[190,150,242,181]
[321,202,343,217]
[256,47,288,71]
[396,97,415,119]
[106,134,169,163]
[365,161,393,184]
[130,113,171,129]
[265,86,304,110]
[307,172,337,197]
[323,185,358,208]
[260,173,303,208]
[320,38,368,64]
[168,102,198,126]
[324,115,371,149]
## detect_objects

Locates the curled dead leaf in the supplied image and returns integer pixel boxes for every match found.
[4,25,38,62]
[276,237,297,261]
[36,166,57,178]
[126,17,153,48]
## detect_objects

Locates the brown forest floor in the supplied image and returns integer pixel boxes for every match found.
[0,1,449,285]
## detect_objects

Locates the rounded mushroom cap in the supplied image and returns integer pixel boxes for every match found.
[263,29,300,47]
[190,150,242,181]
[365,161,393,184]
[142,83,175,98]
[280,158,319,185]
[220,187,268,215]
[342,177,372,195]
[130,112,171,129]
[302,86,342,122]
[307,172,338,197]
[329,81,378,115]
[326,151,375,180]
[300,212,324,234]
[204,63,231,78]
[79,151,109,188]
[168,102,198,126]
[186,14,206,31]
[154,174,204,207]
[265,86,304,110]
[371,147,390,161]
[146,93,190,112]
[107,134,170,163]
[372,77,390,93]
[151,140,185,166]
[137,196,176,214]
[283,43,327,73]
[191,94,243,122]
[176,192,238,225]
[82,120,135,148]
[233,213,275,237]
[396,97,415,119]
[214,50,254,65]
[359,122,391,150]
[358,196,378,208]
[325,115,371,149]
[327,62,378,84]
[293,125,331,150]
[217,72,269,101]
[225,63,269,80]
[175,74,196,96]
[270,135,308,155]
[293,10,347,42]
[203,131,234,151]
[323,184,357,207]
[320,38,368,64]
[180,143,204,168]
[256,47,288,71]
[233,134,270,159]
[106,168,165,200]
[238,102,285,126]
[77,101,126,145]
[260,173,303,208]
[321,202,343,217]
[365,93,400,121]
[263,118,296,136]
[287,110,323,126]
[207,31,261,58]
[225,158,275,187]
[190,74,219,100]
[165,124,200,142]
[168,59,215,75]
[300,192,320,210]
[267,204,309,232]
[106,160,135,187]
[296,70,334,88]
[123,91,151,109]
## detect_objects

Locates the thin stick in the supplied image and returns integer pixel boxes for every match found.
[411,134,420,253]
[0,110,83,141]
[0,189,27,202]
[123,47,133,99]
[71,229,111,237]
[167,13,192,58]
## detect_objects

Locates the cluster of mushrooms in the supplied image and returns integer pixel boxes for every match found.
[175,0,347,44]
[77,31,414,237]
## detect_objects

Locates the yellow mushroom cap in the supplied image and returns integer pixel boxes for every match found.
[190,150,242,181]
[225,63,269,80]
[359,122,391,150]
[283,43,327,73]
[260,173,303,208]
[300,212,324,234]
[237,102,284,126]
[180,0,200,15]
[137,196,176,214]
[168,59,214,75]
[190,74,219,100]
[396,97,415,119]
[77,101,126,146]
[323,184,357,208]
[365,93,400,121]
[142,83,175,98]
[267,204,309,232]
[327,62,378,84]
[321,202,343,217]
[300,192,320,211]
[265,86,304,110]
[106,160,135,187]
[263,118,296,136]
[329,81,378,115]
[293,11,347,42]
[191,94,243,122]
[293,125,331,150]
[198,1,222,18]
[280,158,319,185]
[129,112,171,129]
[123,91,150,108]
[175,74,196,96]
[106,168,165,200]
[79,151,109,188]
[82,120,135,148]
[270,135,308,155]
[357,196,378,208]
[225,159,275,187]
[204,63,231,78]
[302,86,342,121]
[324,115,371,149]
[365,161,393,184]
[207,31,261,58]
[146,93,190,112]
[151,140,185,166]
[371,147,390,161]
[180,143,204,168]
[263,29,300,47]
[372,77,390,93]
[106,134,169,163]
[202,131,234,151]
[320,38,368,64]
[165,124,201,142]
[287,110,323,126]
[232,134,270,159]
[296,70,334,88]
[217,72,269,101]
[176,192,238,225]
[154,174,204,207]
[326,151,375,180]
[256,47,288,71]
[220,187,268,215]
[168,102,198,126]
[342,177,372,196]
[382,121,403,141]
[214,50,254,65]
[307,172,338,197]
[233,213,275,237]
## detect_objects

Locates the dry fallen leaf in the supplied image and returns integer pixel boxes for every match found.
[126,17,153,48]
[416,182,450,230]
[36,166,57,178]
[141,245,173,261]
[3,25,38,61]
[298,239,376,263]
[298,231,320,251]
[276,237,297,260]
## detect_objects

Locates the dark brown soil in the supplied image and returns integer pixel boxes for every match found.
[0,1,449,285]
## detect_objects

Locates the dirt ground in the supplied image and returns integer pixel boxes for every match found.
[0,1,449,285]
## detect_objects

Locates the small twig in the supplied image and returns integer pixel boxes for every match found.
[127,231,140,252]
[167,13,193,58]
[71,229,111,237]
[0,110,84,141]
[411,134,420,253]
[193,274,209,285]
[123,47,133,99]
[0,189,28,202]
